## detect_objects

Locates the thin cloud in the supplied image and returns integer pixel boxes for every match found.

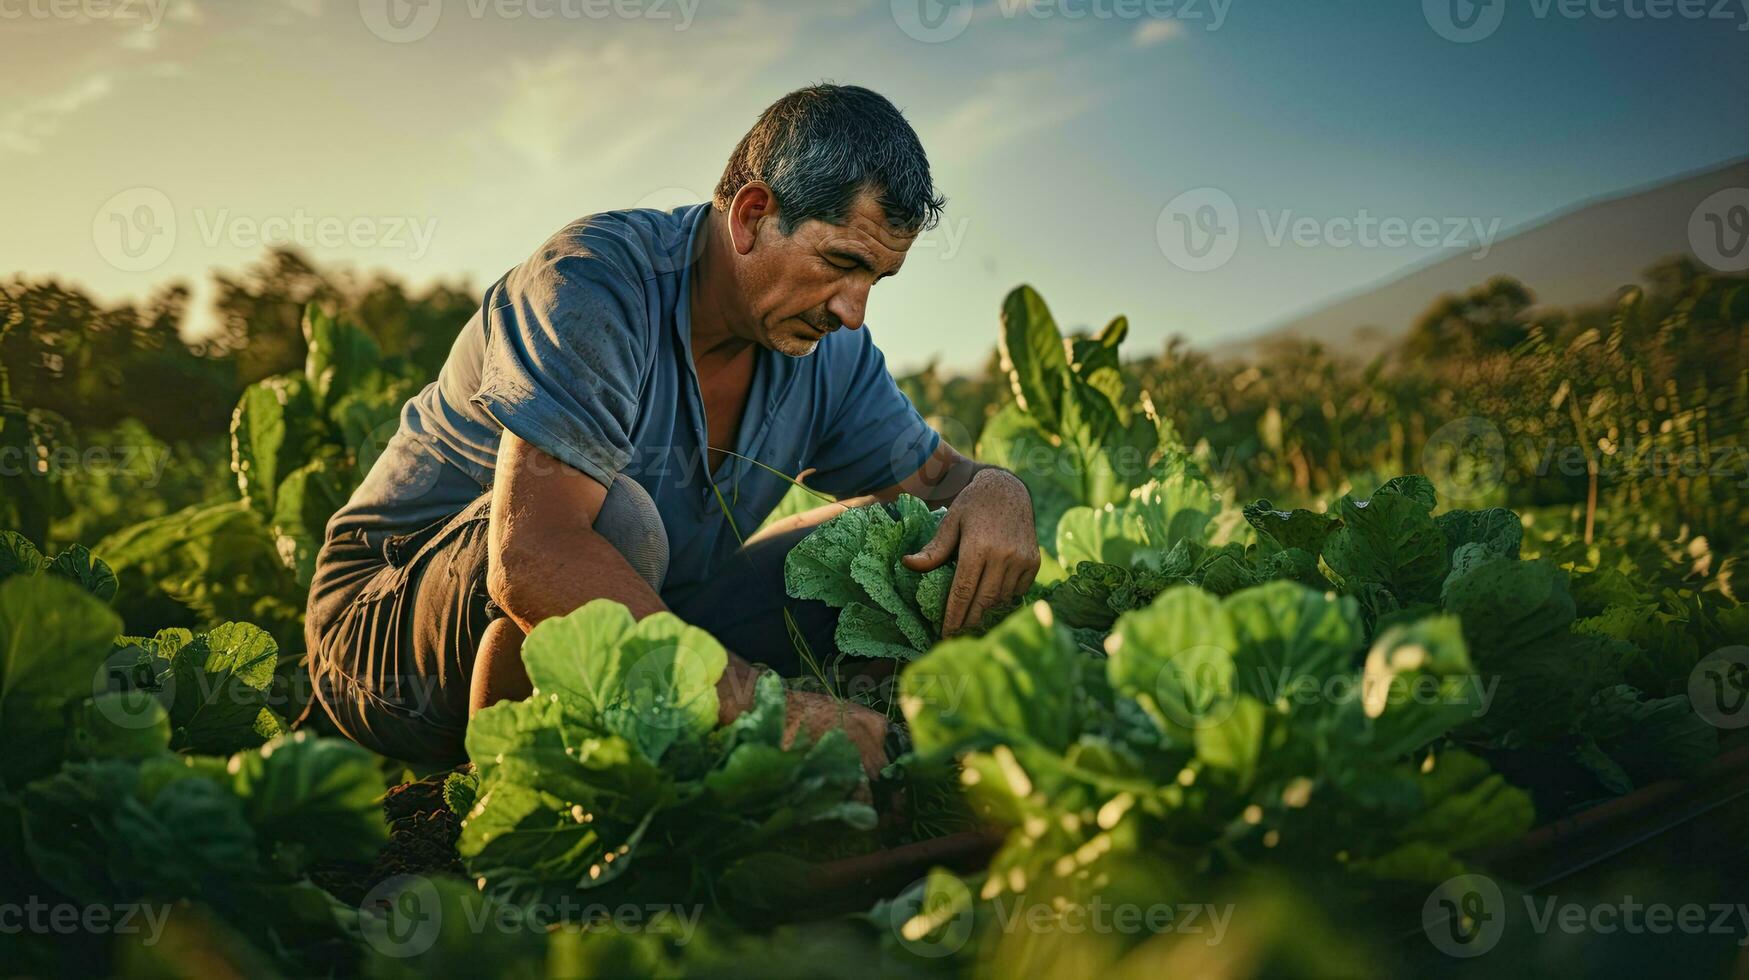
[1132,20,1183,47]
[0,74,116,157]
[931,72,1099,162]
[488,15,796,177]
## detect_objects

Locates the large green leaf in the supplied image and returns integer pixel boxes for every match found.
[230,375,315,519]
[976,404,1082,549]
[1347,749,1533,882]
[1347,615,1479,760]
[303,304,384,415]
[155,622,284,755]
[1223,581,1361,703]
[45,545,118,602]
[996,285,1070,434]
[270,456,349,587]
[1434,507,1522,562]
[1106,586,1237,736]
[0,531,46,579]
[1056,466,1215,570]
[228,732,389,869]
[0,575,123,790]
[519,601,726,763]
[902,602,1083,757]
[1439,549,1575,655]
[1323,489,1449,604]
[783,505,874,609]
[1242,500,1338,555]
[20,758,262,904]
[68,690,171,762]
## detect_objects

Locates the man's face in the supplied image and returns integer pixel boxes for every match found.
[739,191,916,357]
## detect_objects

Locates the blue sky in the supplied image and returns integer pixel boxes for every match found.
[3,0,1746,370]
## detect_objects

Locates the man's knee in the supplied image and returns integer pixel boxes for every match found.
[593,473,669,592]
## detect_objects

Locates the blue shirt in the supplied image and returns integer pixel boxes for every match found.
[329,203,939,607]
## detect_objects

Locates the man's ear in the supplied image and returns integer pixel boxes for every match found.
[728,181,779,255]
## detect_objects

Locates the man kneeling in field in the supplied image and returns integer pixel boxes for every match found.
[304,84,1039,779]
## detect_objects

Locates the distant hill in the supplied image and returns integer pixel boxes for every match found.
[1213,156,1749,359]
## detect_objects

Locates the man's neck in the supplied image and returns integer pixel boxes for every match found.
[688,209,755,365]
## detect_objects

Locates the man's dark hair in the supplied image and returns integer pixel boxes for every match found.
[714,83,945,235]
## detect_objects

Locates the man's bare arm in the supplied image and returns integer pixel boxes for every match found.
[484,429,763,721]
[870,438,992,508]
[482,430,890,781]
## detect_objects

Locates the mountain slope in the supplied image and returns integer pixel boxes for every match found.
[1216,156,1749,358]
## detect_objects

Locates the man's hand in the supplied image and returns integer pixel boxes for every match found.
[782,689,890,783]
[900,467,1040,636]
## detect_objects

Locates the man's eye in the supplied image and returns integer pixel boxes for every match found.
[825,256,856,271]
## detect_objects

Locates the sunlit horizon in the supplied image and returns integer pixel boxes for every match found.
[5,0,1747,370]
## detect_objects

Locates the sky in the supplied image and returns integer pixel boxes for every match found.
[3,0,1747,371]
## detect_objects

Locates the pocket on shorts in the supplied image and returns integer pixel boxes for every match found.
[353,499,491,605]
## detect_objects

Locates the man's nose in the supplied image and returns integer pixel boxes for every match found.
[827,283,869,331]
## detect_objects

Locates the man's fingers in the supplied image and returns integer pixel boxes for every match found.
[901,509,960,572]
[999,564,1028,606]
[962,564,1011,635]
[940,559,984,636]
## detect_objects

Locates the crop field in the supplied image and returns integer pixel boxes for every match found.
[3,259,1746,978]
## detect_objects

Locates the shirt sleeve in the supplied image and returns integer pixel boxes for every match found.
[806,326,941,498]
[469,247,648,489]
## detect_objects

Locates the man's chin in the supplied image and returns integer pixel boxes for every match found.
[769,332,821,358]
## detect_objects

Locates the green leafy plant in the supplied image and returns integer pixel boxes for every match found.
[975,286,1175,556]
[459,600,877,915]
[0,530,118,600]
[16,732,387,975]
[231,305,423,587]
[784,496,959,660]
[891,582,1532,958]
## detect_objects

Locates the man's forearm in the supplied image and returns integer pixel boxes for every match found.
[489,524,667,630]
[488,524,762,723]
